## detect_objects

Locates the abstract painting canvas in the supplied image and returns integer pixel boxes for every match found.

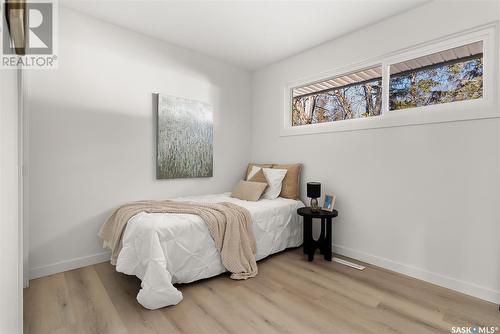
[156,94,213,179]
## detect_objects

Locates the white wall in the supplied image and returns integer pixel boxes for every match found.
[251,1,500,303]
[0,69,22,333]
[26,8,251,278]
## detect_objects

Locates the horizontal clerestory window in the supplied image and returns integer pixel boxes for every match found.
[389,42,483,111]
[292,67,382,126]
[286,24,494,134]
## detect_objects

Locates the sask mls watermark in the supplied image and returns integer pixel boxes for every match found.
[1,0,58,69]
[451,326,499,334]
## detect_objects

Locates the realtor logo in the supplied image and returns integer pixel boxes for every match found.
[1,0,58,68]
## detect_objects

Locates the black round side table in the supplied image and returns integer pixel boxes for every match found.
[297,207,338,262]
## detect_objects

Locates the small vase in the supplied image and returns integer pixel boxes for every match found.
[310,198,320,212]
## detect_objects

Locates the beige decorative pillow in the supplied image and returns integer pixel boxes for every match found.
[231,180,267,201]
[246,163,273,179]
[273,163,302,199]
[246,166,268,185]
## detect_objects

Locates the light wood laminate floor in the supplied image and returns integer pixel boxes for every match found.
[24,249,500,334]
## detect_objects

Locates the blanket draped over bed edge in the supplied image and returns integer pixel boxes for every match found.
[98,200,258,280]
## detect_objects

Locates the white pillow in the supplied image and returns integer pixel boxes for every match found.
[261,168,287,200]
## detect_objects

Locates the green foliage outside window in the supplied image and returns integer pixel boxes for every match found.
[389,56,483,110]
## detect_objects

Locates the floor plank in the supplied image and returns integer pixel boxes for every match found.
[24,249,500,334]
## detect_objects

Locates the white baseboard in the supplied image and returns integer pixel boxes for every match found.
[29,251,111,280]
[333,244,500,304]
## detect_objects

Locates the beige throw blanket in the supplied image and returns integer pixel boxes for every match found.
[98,200,258,280]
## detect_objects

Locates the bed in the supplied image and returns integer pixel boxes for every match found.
[114,192,304,309]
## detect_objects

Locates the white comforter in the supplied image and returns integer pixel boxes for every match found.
[115,192,304,309]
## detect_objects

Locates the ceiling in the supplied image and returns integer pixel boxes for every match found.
[390,41,483,74]
[62,0,429,70]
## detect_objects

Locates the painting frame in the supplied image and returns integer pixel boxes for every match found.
[322,193,336,212]
[156,93,213,179]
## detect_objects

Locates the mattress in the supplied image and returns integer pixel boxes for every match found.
[115,192,304,309]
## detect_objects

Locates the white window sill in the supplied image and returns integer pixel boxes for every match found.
[280,99,499,137]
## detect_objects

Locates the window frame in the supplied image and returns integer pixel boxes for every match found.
[282,23,497,137]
